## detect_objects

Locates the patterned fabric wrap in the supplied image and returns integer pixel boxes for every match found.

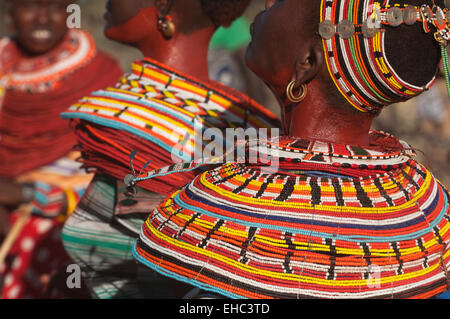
[133,132,450,299]
[320,0,438,113]
[15,151,93,219]
[61,175,175,299]
[61,58,279,195]
[31,182,65,218]
[0,214,71,299]
[0,153,93,299]
[30,182,84,219]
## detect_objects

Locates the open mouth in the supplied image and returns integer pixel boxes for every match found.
[31,30,52,41]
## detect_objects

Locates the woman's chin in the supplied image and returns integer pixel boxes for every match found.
[18,36,63,56]
[104,26,131,44]
[244,48,267,83]
[103,26,114,40]
[244,46,257,74]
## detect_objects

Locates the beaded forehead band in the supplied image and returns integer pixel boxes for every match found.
[319,0,450,113]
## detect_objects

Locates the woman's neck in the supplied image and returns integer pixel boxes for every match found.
[285,81,376,146]
[138,26,216,82]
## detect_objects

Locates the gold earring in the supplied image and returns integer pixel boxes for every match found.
[286,81,307,103]
[158,16,175,39]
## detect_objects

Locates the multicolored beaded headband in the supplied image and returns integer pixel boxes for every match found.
[319,0,450,113]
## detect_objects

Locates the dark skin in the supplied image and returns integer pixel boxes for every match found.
[0,179,23,207]
[0,205,10,238]
[8,0,72,56]
[104,0,217,82]
[246,0,376,145]
[0,0,72,212]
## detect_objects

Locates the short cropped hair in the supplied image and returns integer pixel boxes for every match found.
[200,0,251,27]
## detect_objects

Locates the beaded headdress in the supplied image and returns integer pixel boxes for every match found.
[319,0,450,113]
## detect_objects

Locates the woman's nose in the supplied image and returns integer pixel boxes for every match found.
[34,6,50,25]
[265,0,277,10]
[35,7,50,25]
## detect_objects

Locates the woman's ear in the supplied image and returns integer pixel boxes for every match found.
[292,40,324,87]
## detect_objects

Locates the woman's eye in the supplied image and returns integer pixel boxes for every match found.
[17,0,38,8]
[48,4,66,11]
[16,0,66,11]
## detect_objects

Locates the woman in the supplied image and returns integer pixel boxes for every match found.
[133,0,450,298]
[61,0,279,299]
[0,0,122,298]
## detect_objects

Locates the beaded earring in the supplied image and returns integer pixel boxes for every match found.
[157,15,175,39]
[157,0,176,39]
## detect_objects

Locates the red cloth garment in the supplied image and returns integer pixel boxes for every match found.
[0,29,122,299]
[72,122,198,196]
[0,213,68,299]
[0,30,123,178]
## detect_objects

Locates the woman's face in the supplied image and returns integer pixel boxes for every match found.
[105,0,156,28]
[10,0,72,55]
[104,0,158,44]
[245,0,317,92]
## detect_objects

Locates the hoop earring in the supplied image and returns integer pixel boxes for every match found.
[157,15,176,39]
[286,81,307,103]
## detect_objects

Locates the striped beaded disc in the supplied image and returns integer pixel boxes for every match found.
[134,135,450,299]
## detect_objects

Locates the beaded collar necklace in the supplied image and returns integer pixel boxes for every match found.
[0,30,96,94]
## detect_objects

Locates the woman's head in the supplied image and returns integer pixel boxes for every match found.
[7,0,73,55]
[104,0,251,44]
[246,0,322,94]
[246,0,447,115]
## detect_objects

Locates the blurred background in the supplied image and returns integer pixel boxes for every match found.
[0,0,449,185]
